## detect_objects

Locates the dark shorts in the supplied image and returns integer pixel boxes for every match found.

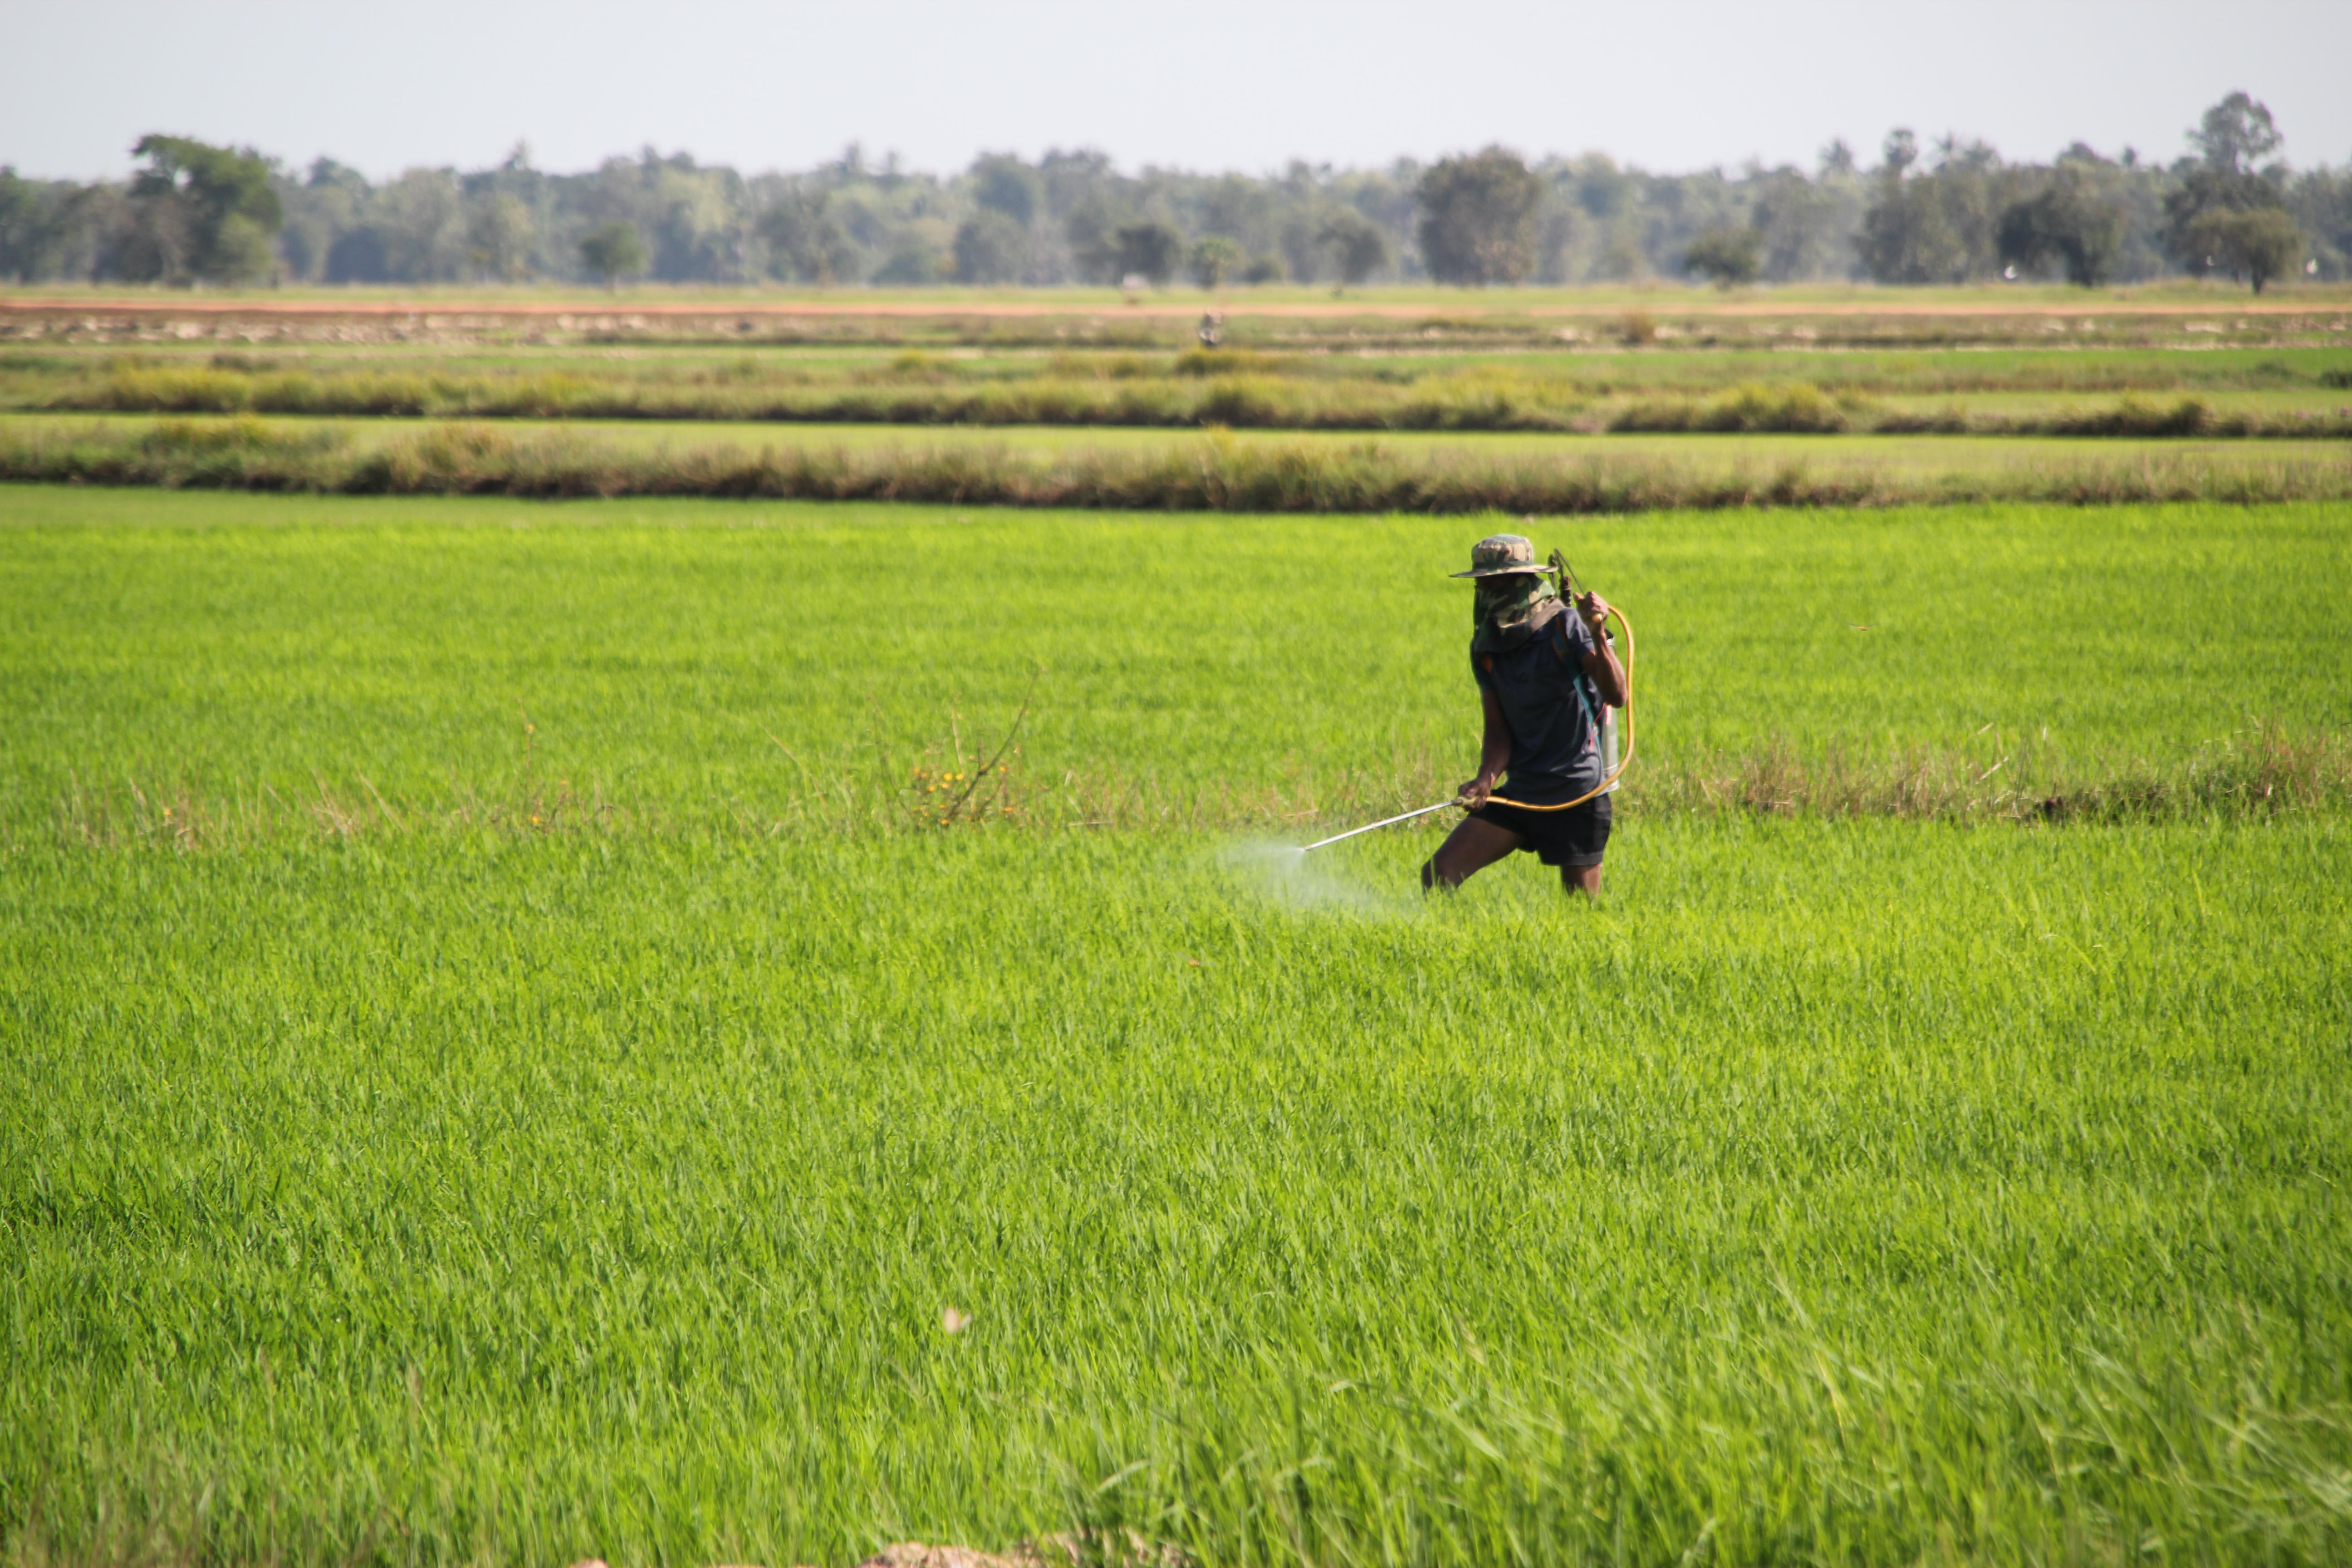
[1471,790,1612,868]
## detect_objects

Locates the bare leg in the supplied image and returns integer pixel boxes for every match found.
[1423,814,1523,891]
[1560,861,1604,897]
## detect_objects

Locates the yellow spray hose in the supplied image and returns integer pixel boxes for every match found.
[1480,600,1634,814]
[1292,599,1634,853]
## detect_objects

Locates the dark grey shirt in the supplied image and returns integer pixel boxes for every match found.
[1472,612,1604,805]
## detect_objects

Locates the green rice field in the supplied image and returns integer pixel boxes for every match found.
[3,487,2349,1565]
[5,488,2347,830]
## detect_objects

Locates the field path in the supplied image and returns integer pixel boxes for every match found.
[3,294,2343,323]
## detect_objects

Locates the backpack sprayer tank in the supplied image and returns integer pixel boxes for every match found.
[1596,628,1622,791]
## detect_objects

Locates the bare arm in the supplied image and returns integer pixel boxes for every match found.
[1458,685,1514,805]
[1575,592,1627,706]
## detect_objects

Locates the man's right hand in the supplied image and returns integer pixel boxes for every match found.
[1457,775,1496,808]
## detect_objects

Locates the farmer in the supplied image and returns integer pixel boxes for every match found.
[1422,533,1626,897]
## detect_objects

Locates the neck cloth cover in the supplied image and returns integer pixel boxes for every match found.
[1455,533,1563,653]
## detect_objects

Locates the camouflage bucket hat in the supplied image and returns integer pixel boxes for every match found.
[1450,533,1558,579]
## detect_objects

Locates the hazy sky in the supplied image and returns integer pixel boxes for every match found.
[7,0,2349,183]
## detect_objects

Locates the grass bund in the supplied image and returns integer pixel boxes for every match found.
[5,416,2352,513]
[4,490,2350,1566]
[5,342,2351,437]
[6,279,2352,353]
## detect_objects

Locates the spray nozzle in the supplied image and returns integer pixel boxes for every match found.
[1548,547,1578,600]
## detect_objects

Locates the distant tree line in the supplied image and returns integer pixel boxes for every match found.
[0,95,2342,292]
[1831,94,2325,294]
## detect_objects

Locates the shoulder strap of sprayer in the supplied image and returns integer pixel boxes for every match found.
[1548,613,1603,735]
[1544,547,1607,741]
